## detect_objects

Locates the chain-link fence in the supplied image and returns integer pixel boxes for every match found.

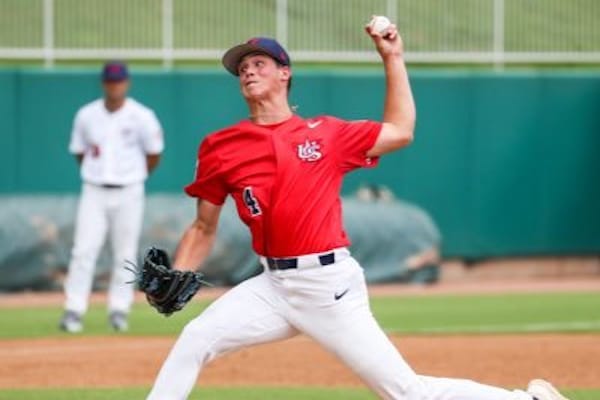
[1,0,599,67]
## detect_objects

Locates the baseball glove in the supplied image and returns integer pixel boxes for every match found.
[126,247,208,316]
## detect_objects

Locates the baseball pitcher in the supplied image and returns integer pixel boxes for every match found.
[139,21,567,400]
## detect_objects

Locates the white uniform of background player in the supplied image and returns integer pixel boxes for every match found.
[60,61,164,333]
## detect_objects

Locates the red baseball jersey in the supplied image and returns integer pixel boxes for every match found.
[185,115,382,257]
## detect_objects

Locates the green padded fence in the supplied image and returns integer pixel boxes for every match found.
[0,69,599,258]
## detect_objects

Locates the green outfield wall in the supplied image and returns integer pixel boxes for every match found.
[1,69,599,258]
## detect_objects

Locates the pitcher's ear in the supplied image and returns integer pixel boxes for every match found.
[279,66,291,81]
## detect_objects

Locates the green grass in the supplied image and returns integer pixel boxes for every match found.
[371,292,600,334]
[1,291,599,339]
[5,58,600,71]
[0,387,598,400]
[0,0,598,65]
[1,292,598,398]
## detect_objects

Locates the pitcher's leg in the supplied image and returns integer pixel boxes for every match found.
[298,294,424,398]
[292,258,530,400]
[107,184,144,313]
[301,296,530,399]
[64,184,108,314]
[418,376,532,400]
[147,272,298,400]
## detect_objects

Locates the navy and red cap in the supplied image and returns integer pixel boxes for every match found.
[222,37,291,76]
[101,61,129,82]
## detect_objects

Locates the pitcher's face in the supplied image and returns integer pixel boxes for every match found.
[238,54,290,100]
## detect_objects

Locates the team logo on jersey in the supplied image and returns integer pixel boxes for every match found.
[296,139,322,162]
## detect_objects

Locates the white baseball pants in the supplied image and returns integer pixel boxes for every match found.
[64,182,144,314]
[147,254,532,400]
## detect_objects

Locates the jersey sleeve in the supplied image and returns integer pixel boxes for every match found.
[334,118,382,172]
[68,110,87,154]
[184,138,228,205]
[140,110,164,154]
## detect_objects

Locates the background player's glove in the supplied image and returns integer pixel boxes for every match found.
[126,247,207,316]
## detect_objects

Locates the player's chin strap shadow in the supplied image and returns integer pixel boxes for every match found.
[123,259,215,287]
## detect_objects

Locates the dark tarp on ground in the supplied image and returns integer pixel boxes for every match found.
[0,194,440,291]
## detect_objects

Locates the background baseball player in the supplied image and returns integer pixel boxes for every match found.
[60,61,164,333]
[143,22,568,400]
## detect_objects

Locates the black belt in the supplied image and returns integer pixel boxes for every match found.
[266,252,335,270]
[100,184,125,189]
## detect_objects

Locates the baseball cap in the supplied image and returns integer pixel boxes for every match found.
[222,37,291,76]
[101,61,129,82]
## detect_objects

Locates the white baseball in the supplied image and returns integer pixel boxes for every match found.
[368,15,392,35]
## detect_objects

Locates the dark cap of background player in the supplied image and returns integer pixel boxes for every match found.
[101,61,129,82]
[222,37,291,76]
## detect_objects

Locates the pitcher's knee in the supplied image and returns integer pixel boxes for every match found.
[178,317,225,365]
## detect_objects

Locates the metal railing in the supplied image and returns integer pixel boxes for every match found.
[0,0,599,67]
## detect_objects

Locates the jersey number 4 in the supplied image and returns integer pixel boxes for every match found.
[243,187,262,216]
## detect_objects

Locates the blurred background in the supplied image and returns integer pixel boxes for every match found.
[1,0,599,289]
[1,2,599,400]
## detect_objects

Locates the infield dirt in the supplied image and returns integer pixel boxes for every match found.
[0,334,598,389]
